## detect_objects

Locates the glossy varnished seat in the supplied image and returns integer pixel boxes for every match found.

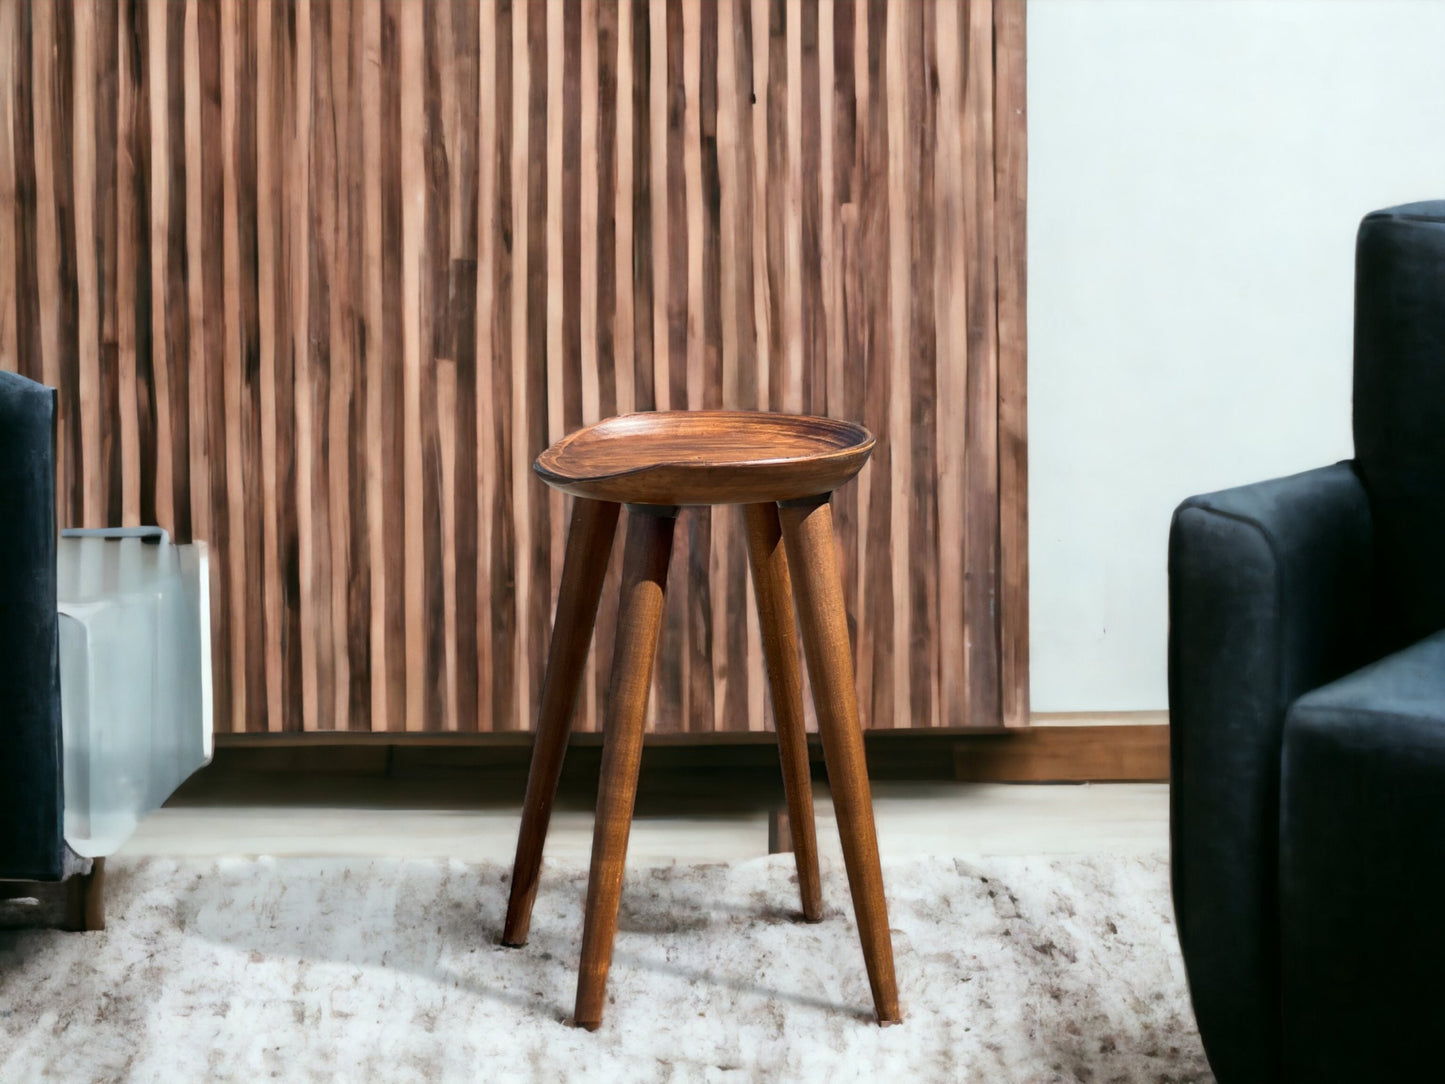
[503,409,900,1031]
[534,410,875,506]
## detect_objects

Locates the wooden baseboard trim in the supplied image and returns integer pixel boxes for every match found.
[1027,710,1169,728]
[212,713,1168,749]
[198,724,1170,785]
[952,724,1169,783]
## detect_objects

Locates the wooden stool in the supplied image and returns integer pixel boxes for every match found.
[501,410,900,1030]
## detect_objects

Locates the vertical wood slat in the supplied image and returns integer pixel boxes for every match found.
[994,0,1028,729]
[4,0,1024,735]
[0,0,16,378]
[934,0,967,730]
[962,0,1002,729]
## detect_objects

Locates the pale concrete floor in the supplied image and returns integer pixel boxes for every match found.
[119,781,1170,865]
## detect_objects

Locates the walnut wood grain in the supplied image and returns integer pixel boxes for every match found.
[2,0,1024,736]
[574,504,676,1030]
[994,0,1029,729]
[778,493,900,1025]
[502,497,620,948]
[535,409,873,506]
[744,501,823,922]
[952,724,1169,784]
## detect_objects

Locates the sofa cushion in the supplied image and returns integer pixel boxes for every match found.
[1352,201,1445,644]
[1280,628,1445,1080]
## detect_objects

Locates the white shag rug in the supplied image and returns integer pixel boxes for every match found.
[0,855,1211,1083]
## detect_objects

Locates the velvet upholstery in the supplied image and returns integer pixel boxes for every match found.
[1169,201,1445,1083]
[0,370,65,882]
[1173,202,1445,1081]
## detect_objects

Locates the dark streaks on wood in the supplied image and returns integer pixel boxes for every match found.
[162,1,191,542]
[93,0,122,524]
[994,0,1028,730]
[450,0,480,733]
[489,0,518,734]
[595,0,619,422]
[11,3,40,390]
[830,0,859,654]
[309,0,337,731]
[561,0,582,434]
[962,0,1001,730]
[196,0,230,725]
[524,2,551,720]
[799,0,823,417]
[6,0,1023,737]
[731,0,756,414]
[234,0,266,732]
[629,0,654,413]
[655,1,687,733]
[763,0,786,412]
[907,0,937,730]
[591,0,623,730]
[49,1,80,526]
[859,0,892,728]
[379,0,407,732]
[420,1,448,730]
[125,0,158,529]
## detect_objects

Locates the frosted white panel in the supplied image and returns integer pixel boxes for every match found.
[56,536,213,858]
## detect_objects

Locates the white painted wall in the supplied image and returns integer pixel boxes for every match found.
[1027,0,1445,711]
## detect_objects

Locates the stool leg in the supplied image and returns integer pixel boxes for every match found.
[575,506,676,1030]
[744,502,824,923]
[503,498,621,947]
[778,495,901,1025]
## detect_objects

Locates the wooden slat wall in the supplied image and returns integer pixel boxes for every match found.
[0,0,1027,735]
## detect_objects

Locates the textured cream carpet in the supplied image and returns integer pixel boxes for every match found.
[0,854,1211,1082]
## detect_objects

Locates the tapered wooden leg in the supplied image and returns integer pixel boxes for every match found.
[778,495,901,1025]
[744,501,824,923]
[574,506,676,1030]
[503,498,621,947]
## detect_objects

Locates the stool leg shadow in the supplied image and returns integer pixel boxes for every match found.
[574,506,677,1030]
[779,495,902,1026]
[745,501,824,923]
[503,498,620,948]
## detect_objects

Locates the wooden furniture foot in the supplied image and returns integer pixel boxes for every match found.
[768,808,794,852]
[64,858,106,932]
[574,506,676,1030]
[779,495,901,1025]
[503,498,620,948]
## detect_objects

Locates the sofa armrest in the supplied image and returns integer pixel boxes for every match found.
[1167,461,1375,1084]
[0,372,65,882]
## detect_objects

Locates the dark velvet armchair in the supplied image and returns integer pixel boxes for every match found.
[0,374,70,882]
[1169,201,1445,1083]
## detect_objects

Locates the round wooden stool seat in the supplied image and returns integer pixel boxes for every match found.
[534,410,874,505]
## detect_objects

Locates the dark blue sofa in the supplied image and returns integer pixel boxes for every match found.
[0,371,104,928]
[1169,201,1445,1082]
